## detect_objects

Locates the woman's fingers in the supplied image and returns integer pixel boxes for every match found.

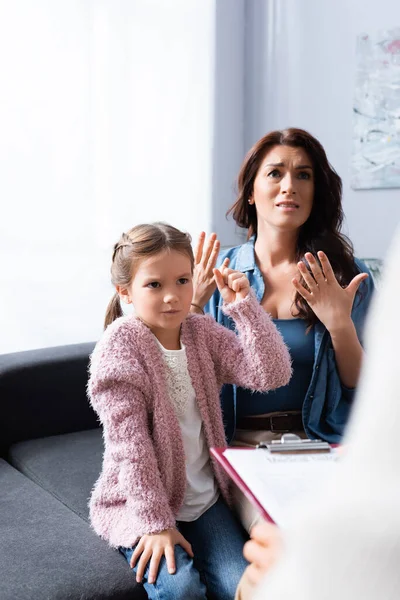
[194,231,206,264]
[297,261,318,292]
[206,237,221,271]
[292,277,312,302]
[317,251,335,283]
[305,252,325,284]
[201,232,217,266]
[346,272,369,297]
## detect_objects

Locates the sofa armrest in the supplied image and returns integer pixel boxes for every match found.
[0,342,97,455]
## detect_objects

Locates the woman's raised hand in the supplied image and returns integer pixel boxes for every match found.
[292,251,369,333]
[130,528,193,584]
[213,263,250,304]
[192,232,229,309]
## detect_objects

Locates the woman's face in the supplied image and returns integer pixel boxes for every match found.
[250,145,314,233]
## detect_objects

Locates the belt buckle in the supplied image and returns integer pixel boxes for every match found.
[269,413,290,433]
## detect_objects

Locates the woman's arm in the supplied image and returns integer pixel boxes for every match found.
[293,251,370,389]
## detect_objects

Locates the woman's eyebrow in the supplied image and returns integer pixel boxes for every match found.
[264,162,313,169]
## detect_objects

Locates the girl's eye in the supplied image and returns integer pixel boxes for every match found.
[298,171,311,180]
[147,282,160,289]
[267,169,281,178]
[177,278,189,285]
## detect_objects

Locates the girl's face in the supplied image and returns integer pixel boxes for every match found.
[120,249,193,339]
[251,145,314,233]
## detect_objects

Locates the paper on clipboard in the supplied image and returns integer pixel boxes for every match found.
[211,446,339,528]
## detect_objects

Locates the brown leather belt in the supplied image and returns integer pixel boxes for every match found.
[236,412,304,433]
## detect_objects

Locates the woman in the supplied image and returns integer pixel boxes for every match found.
[191,128,374,529]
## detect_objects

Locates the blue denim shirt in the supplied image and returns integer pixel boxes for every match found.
[206,236,375,444]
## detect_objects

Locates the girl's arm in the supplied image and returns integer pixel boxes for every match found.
[89,344,176,542]
[204,267,292,391]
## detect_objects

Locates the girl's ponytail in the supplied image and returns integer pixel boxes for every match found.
[104,292,123,330]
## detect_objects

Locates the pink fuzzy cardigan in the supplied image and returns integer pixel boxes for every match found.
[88,292,291,548]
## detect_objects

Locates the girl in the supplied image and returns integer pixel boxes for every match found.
[88,222,291,600]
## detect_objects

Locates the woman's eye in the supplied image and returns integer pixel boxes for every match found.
[267,169,281,178]
[298,171,311,180]
[177,278,189,285]
[147,282,160,289]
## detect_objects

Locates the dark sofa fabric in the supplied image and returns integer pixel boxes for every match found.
[0,458,140,600]
[8,428,103,521]
[0,343,98,455]
[0,343,147,600]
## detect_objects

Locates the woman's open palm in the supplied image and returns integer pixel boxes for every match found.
[292,251,368,332]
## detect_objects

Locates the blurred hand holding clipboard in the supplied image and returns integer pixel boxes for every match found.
[211,434,339,527]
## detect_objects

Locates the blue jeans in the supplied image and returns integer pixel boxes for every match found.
[120,497,248,600]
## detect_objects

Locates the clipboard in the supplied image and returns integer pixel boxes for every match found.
[211,434,338,527]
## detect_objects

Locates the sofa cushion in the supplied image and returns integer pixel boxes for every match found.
[0,342,98,454]
[8,428,103,521]
[0,458,146,600]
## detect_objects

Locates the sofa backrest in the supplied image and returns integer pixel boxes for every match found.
[0,342,98,455]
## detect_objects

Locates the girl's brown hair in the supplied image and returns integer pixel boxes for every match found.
[227,128,360,326]
[104,222,194,329]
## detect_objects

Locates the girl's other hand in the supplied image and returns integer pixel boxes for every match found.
[243,520,283,586]
[130,528,193,585]
[214,265,250,304]
[192,232,228,309]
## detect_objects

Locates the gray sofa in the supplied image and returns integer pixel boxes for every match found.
[0,343,146,600]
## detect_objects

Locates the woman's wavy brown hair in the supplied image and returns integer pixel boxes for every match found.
[227,128,360,325]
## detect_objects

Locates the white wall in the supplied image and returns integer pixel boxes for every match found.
[0,0,243,354]
[244,0,400,259]
[2,0,398,354]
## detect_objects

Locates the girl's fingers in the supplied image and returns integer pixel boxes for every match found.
[178,536,194,558]
[222,257,230,269]
[164,544,176,574]
[130,541,144,568]
[227,271,244,288]
[213,268,226,292]
[148,550,163,584]
[136,549,152,583]
[231,275,248,293]
[194,231,205,264]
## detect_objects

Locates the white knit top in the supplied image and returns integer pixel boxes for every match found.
[157,341,219,521]
[255,229,400,600]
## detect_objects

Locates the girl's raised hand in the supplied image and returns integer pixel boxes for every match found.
[130,528,193,585]
[292,251,369,334]
[213,265,250,304]
[192,232,229,309]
